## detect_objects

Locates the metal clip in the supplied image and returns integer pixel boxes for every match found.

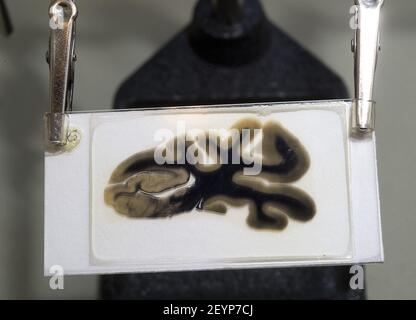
[45,0,77,147]
[351,0,384,134]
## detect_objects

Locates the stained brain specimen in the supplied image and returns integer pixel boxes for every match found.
[104,118,315,230]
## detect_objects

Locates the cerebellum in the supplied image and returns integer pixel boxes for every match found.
[104,118,315,230]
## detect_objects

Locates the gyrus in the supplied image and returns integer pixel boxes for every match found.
[104,118,315,230]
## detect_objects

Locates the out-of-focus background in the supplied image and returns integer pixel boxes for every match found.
[0,0,414,299]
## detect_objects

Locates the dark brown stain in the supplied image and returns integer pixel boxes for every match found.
[104,118,315,231]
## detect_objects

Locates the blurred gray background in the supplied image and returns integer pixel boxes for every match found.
[0,0,414,299]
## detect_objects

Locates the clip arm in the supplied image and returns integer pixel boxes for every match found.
[45,0,77,146]
[352,0,384,134]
